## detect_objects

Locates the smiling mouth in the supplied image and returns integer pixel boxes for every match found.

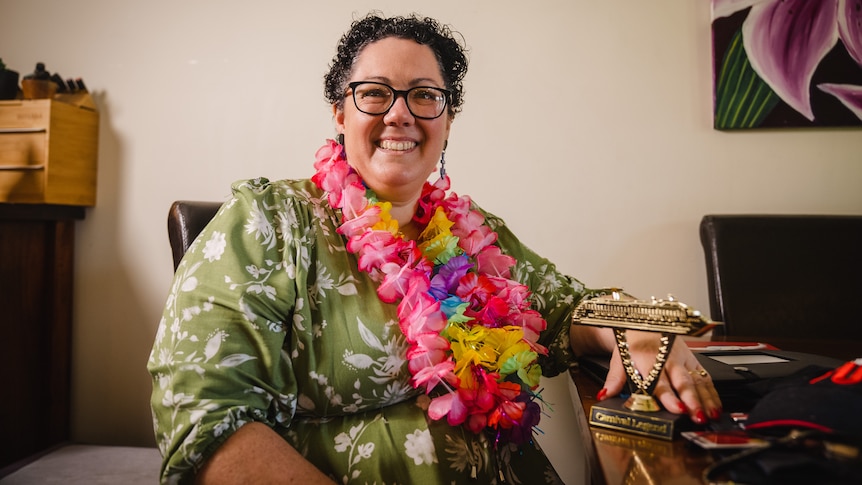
[378,140,417,151]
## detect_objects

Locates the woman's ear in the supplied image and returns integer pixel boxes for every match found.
[333,104,345,134]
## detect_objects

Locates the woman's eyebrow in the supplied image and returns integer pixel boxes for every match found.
[361,76,442,86]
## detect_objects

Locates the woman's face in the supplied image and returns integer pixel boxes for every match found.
[334,37,452,203]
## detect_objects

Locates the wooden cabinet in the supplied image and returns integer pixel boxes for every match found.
[0,99,98,206]
[0,96,96,470]
[0,204,84,469]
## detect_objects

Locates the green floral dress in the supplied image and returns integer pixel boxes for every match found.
[148,178,595,484]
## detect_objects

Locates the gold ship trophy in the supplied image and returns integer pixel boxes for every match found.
[573,290,717,413]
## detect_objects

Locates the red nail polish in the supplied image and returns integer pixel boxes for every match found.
[678,402,688,413]
[597,388,607,400]
[709,408,721,420]
[695,410,707,424]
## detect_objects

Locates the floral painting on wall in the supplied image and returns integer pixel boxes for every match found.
[711,0,862,129]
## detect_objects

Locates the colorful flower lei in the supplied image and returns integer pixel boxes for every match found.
[312,139,549,445]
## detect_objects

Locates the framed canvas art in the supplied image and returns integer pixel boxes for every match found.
[711,0,862,129]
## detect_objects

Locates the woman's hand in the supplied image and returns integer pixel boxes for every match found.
[600,330,723,424]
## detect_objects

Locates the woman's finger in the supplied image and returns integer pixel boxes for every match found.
[667,360,722,422]
[599,346,628,401]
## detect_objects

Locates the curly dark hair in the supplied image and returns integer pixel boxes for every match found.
[324,13,468,116]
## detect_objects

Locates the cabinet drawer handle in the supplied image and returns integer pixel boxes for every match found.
[0,128,47,134]
[0,165,45,171]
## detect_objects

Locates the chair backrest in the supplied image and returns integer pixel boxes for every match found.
[699,214,862,340]
[167,200,223,270]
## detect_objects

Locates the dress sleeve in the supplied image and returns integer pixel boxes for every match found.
[148,178,301,484]
[478,208,604,377]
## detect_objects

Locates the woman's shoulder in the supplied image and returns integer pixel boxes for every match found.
[227,177,327,211]
[465,197,506,231]
[231,177,323,200]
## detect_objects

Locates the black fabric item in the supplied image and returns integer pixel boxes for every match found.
[705,362,862,484]
[725,446,862,485]
[746,385,862,437]
[745,363,862,438]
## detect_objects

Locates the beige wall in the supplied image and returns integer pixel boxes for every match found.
[2,0,860,480]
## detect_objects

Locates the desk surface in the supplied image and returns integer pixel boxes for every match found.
[570,368,714,485]
[570,337,859,485]
[711,335,860,362]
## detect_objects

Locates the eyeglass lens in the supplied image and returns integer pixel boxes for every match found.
[351,82,447,119]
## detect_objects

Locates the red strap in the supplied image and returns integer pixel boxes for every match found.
[745,419,833,433]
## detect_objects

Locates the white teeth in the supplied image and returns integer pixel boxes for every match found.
[379,140,416,151]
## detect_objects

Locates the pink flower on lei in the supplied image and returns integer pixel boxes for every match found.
[397,280,447,341]
[345,230,396,279]
[312,141,360,208]
[378,244,433,303]
[475,246,515,278]
[339,206,384,239]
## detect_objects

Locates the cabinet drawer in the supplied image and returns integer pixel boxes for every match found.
[0,100,51,130]
[0,131,47,201]
[0,167,44,201]
[0,130,47,166]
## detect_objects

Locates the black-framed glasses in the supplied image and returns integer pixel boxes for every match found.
[346,81,450,120]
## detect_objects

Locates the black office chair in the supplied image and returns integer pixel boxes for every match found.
[167,200,223,270]
[699,214,862,340]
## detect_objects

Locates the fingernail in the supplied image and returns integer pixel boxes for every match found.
[708,408,721,420]
[597,388,607,400]
[694,409,707,424]
[678,402,688,413]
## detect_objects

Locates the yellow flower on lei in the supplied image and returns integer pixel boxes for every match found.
[448,324,498,385]
[447,324,541,388]
[371,201,400,235]
[418,206,460,264]
[500,349,541,388]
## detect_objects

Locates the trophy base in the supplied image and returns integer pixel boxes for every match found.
[589,397,693,441]
[624,393,661,412]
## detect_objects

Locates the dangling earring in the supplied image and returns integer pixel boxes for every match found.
[439,140,448,179]
[336,133,345,146]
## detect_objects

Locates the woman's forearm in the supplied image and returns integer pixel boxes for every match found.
[569,324,616,357]
[196,422,336,485]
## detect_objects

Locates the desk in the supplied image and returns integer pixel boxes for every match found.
[570,337,859,485]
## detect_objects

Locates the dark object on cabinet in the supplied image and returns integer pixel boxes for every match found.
[0,67,19,100]
[699,214,862,340]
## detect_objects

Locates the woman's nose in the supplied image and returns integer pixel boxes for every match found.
[384,95,414,125]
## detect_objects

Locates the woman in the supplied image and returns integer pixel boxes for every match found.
[149,14,721,484]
